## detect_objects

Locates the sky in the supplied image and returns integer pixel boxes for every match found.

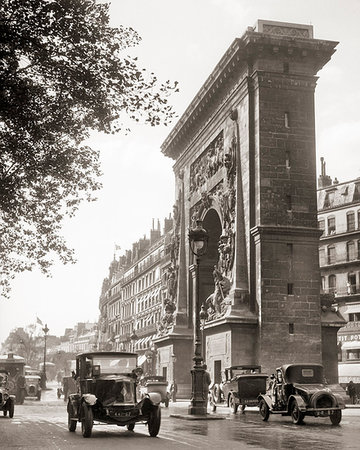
[1,0,360,345]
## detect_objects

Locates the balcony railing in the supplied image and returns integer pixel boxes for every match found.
[322,285,360,297]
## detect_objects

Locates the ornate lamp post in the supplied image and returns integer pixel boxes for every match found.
[42,324,49,389]
[200,304,208,364]
[188,219,209,415]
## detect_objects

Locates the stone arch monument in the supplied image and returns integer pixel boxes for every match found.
[154,20,344,397]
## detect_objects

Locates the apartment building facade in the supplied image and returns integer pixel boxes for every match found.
[318,162,360,384]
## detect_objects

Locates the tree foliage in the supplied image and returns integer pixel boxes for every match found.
[2,325,44,367]
[0,0,178,296]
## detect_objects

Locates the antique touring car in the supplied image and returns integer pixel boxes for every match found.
[258,364,345,425]
[139,375,170,407]
[210,365,267,413]
[67,352,161,438]
[24,368,41,400]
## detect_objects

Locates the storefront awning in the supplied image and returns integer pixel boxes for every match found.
[339,363,360,377]
[341,341,360,350]
[137,354,146,365]
[341,304,360,315]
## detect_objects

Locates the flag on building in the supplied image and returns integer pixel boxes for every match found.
[36,317,43,326]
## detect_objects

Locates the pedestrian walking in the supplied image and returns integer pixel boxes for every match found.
[203,364,211,401]
[170,379,178,402]
[347,380,356,404]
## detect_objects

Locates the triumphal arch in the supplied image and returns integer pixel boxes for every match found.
[154,20,344,397]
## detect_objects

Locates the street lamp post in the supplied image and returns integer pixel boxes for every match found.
[200,304,208,364]
[42,324,49,389]
[188,219,209,415]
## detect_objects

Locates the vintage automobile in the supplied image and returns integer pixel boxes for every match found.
[24,368,41,400]
[0,353,26,404]
[0,370,15,418]
[139,375,170,407]
[211,365,267,413]
[67,351,162,438]
[258,363,345,425]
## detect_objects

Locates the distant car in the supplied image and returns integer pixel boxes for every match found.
[258,364,345,425]
[24,369,41,400]
[0,353,26,404]
[0,370,15,418]
[139,375,171,407]
[210,365,267,413]
[67,352,162,438]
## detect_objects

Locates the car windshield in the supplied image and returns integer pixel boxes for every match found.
[232,367,260,376]
[92,356,137,374]
[284,365,324,384]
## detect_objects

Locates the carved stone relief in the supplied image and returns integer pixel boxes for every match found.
[189,129,238,321]
[189,131,224,195]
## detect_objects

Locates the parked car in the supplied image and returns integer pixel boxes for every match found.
[258,363,345,425]
[24,370,41,400]
[139,375,170,407]
[67,352,162,438]
[210,365,267,413]
[0,370,15,418]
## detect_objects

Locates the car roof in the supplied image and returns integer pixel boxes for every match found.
[225,365,261,370]
[77,351,138,358]
[278,363,324,373]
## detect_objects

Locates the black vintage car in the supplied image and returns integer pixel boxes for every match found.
[210,365,267,413]
[67,352,161,438]
[258,364,345,425]
[0,370,15,418]
[24,369,41,400]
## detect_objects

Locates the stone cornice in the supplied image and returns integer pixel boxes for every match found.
[251,225,322,241]
[161,29,338,160]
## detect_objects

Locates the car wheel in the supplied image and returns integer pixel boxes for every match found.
[9,399,14,418]
[291,400,305,425]
[259,399,269,421]
[148,405,161,437]
[229,394,238,414]
[81,404,93,438]
[3,410,7,416]
[330,409,342,426]
[37,391,41,401]
[164,397,169,408]
[127,423,135,431]
[68,403,77,432]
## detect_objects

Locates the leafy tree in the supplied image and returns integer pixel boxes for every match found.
[0,0,178,297]
[2,325,44,367]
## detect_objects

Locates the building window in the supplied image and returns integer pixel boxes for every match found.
[327,246,336,264]
[349,312,360,322]
[347,212,355,232]
[287,283,294,295]
[347,241,356,261]
[318,219,325,236]
[327,217,336,235]
[286,195,292,211]
[285,150,291,169]
[319,248,325,266]
[284,112,290,128]
[346,350,360,361]
[328,274,336,293]
[289,323,294,334]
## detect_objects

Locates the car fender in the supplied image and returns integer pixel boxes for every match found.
[146,392,161,405]
[9,395,16,401]
[82,393,97,406]
[332,393,345,409]
[68,393,81,415]
[258,394,272,409]
[288,394,307,412]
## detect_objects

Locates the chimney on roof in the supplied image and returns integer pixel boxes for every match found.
[318,157,333,188]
